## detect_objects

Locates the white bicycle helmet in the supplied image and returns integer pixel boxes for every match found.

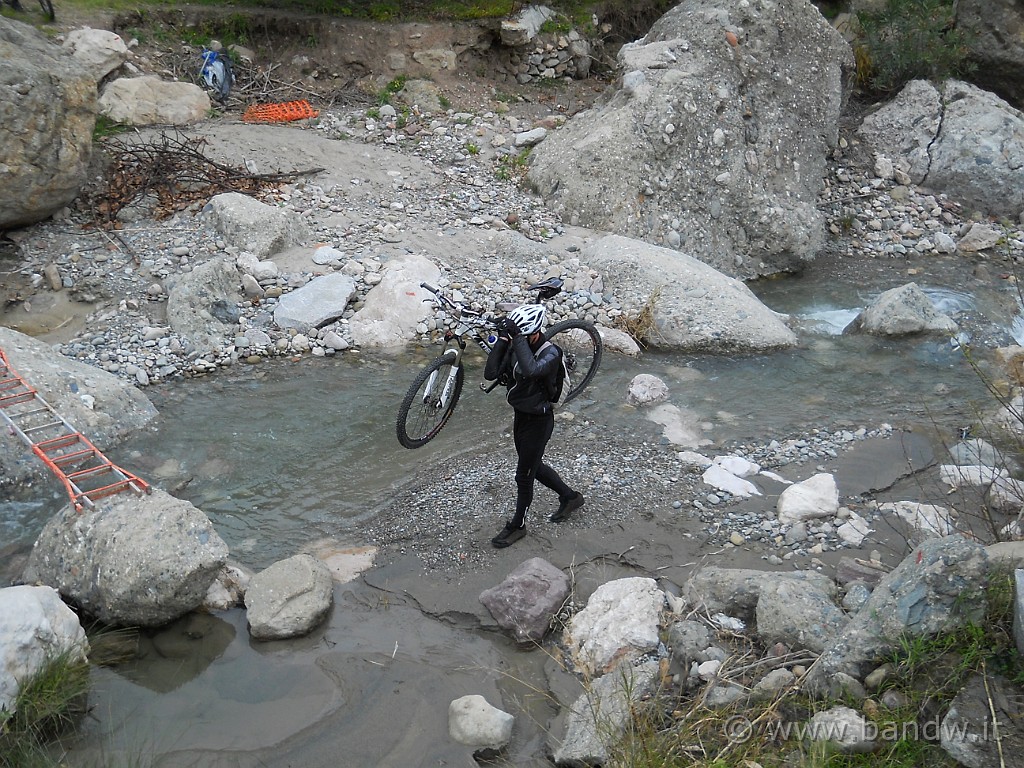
[508,304,546,336]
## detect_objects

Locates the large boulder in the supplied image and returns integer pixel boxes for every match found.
[805,536,988,691]
[755,578,849,654]
[681,566,837,621]
[203,192,312,260]
[0,585,87,715]
[777,472,839,524]
[0,327,157,490]
[844,282,958,336]
[581,235,797,352]
[348,254,442,348]
[0,17,96,229]
[552,661,660,766]
[97,75,210,126]
[22,488,228,627]
[164,256,243,355]
[859,79,1024,218]
[526,0,853,279]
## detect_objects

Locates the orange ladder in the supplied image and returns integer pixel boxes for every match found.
[0,348,150,512]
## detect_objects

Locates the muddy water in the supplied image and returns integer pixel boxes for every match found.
[8,261,1016,767]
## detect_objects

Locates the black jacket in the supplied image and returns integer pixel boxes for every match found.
[484,334,561,415]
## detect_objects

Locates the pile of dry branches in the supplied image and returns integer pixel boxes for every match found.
[84,131,322,227]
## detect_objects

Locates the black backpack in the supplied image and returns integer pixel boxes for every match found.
[537,341,570,408]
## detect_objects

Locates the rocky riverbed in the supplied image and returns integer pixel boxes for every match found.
[2,67,1023,579]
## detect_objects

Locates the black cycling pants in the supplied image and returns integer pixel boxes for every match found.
[511,410,574,527]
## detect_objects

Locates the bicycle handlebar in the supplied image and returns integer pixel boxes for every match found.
[420,282,496,327]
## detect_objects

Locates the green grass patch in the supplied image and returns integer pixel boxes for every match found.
[0,649,90,768]
[92,115,129,141]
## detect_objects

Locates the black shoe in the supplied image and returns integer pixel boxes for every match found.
[492,521,527,548]
[551,492,584,523]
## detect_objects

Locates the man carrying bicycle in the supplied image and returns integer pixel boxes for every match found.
[484,303,585,548]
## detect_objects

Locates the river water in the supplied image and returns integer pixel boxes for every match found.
[6,257,1019,766]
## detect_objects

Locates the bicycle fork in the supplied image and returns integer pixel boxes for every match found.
[423,347,463,408]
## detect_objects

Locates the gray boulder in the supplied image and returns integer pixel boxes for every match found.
[755,578,849,654]
[23,488,228,627]
[552,661,660,766]
[0,585,87,715]
[805,537,988,691]
[203,192,311,260]
[244,554,333,640]
[681,566,837,621]
[805,706,877,754]
[0,327,157,490]
[273,274,357,331]
[859,79,1024,218]
[626,373,669,406]
[666,619,714,668]
[97,75,210,126]
[526,0,853,279]
[0,17,96,229]
[844,282,958,336]
[857,79,940,184]
[165,256,243,355]
[479,557,570,644]
[581,235,797,352]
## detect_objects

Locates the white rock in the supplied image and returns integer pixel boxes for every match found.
[777,473,839,524]
[564,577,665,676]
[939,464,1008,487]
[701,464,761,498]
[837,512,872,547]
[714,455,760,477]
[448,695,514,750]
[0,586,88,714]
[879,501,955,537]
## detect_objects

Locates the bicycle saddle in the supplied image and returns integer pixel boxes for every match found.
[527,277,563,300]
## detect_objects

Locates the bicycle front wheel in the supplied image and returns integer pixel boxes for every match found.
[396,353,465,449]
[545,319,602,403]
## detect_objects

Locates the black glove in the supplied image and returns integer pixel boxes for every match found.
[499,316,521,337]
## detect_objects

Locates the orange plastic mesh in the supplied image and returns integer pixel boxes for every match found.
[242,100,320,123]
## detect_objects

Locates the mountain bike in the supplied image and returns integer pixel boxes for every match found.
[199,48,234,103]
[396,277,603,449]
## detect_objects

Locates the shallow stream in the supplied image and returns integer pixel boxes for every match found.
[5,257,1020,766]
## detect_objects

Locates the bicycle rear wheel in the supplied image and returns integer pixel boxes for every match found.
[396,352,465,449]
[545,319,602,403]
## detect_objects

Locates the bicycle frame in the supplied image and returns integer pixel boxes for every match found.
[428,307,501,404]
